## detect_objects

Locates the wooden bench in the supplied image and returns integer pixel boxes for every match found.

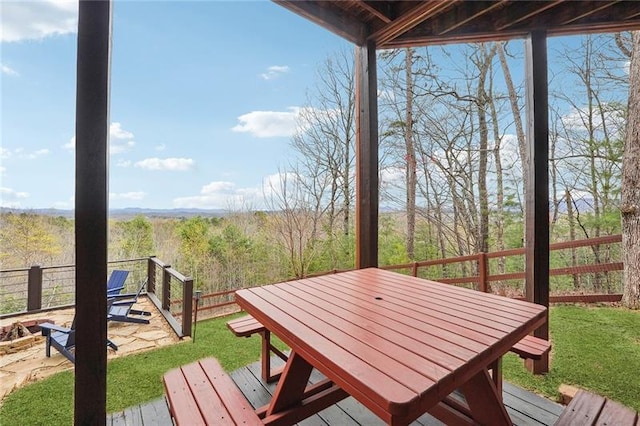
[163,357,262,426]
[226,314,288,383]
[491,334,551,397]
[555,389,639,425]
[511,334,551,360]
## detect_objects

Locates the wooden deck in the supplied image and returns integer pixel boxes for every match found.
[108,356,563,425]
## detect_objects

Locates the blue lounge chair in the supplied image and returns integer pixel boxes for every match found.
[40,300,118,364]
[106,270,129,297]
[108,279,151,324]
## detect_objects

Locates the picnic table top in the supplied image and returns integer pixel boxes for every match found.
[236,268,547,424]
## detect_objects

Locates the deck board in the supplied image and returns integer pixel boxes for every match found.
[107,357,562,425]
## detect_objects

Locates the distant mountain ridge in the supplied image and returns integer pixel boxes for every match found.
[0,207,229,219]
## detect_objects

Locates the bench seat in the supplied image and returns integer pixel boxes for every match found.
[510,335,551,360]
[555,389,638,425]
[163,357,261,426]
[227,314,288,383]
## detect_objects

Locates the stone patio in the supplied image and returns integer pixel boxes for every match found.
[0,297,180,403]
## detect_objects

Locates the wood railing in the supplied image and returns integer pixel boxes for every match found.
[192,234,624,319]
[380,234,623,303]
[1,235,623,330]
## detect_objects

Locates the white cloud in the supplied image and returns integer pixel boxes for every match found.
[110,122,133,140]
[24,148,50,159]
[63,122,135,154]
[109,122,135,154]
[1,64,19,76]
[116,159,132,168]
[232,107,303,138]
[134,157,194,171]
[0,147,50,160]
[0,166,5,175]
[173,180,262,209]
[63,137,74,150]
[1,0,78,43]
[110,191,146,201]
[260,65,290,80]
[561,104,625,134]
[380,166,405,188]
[0,187,30,207]
[155,144,166,151]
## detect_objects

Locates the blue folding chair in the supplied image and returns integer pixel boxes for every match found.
[106,270,129,297]
[40,299,119,364]
[108,279,151,324]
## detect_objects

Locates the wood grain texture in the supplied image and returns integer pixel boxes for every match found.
[236,268,547,425]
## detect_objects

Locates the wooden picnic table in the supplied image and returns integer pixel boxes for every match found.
[235,268,548,426]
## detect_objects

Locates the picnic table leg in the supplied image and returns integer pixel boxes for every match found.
[266,351,314,416]
[261,330,272,382]
[490,356,503,401]
[460,368,512,426]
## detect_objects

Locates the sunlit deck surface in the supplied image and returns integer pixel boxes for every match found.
[108,356,563,425]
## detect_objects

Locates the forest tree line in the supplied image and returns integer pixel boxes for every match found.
[1,32,637,307]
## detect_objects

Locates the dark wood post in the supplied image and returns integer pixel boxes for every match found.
[27,265,43,311]
[412,262,418,277]
[74,1,112,424]
[147,257,156,294]
[478,253,489,293]
[182,277,194,337]
[355,41,379,269]
[525,30,550,375]
[162,266,172,311]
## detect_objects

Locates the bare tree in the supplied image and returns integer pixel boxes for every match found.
[621,31,640,309]
[290,49,355,267]
[265,168,328,278]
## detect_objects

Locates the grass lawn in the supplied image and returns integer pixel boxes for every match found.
[503,304,640,411]
[1,305,638,425]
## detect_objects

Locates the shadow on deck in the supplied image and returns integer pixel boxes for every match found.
[108,356,563,425]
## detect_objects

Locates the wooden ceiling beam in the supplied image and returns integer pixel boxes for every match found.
[273,0,368,45]
[560,1,620,25]
[438,0,508,35]
[368,0,458,46]
[358,1,393,24]
[495,0,564,31]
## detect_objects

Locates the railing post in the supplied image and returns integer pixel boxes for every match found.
[478,253,489,293]
[182,277,193,337]
[413,262,418,277]
[162,265,171,311]
[147,256,156,294]
[27,265,43,311]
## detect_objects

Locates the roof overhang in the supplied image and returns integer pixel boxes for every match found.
[274,0,640,48]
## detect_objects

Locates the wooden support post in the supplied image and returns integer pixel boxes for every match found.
[525,30,550,375]
[182,277,193,337]
[147,257,156,294]
[27,265,42,311]
[163,266,172,311]
[478,253,489,293]
[355,41,379,269]
[74,1,112,424]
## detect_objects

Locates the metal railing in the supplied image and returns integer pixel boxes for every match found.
[0,256,194,338]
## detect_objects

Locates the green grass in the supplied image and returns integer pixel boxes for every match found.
[503,305,640,411]
[0,312,284,426]
[1,306,638,425]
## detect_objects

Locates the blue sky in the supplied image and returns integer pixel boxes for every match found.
[1,0,350,210]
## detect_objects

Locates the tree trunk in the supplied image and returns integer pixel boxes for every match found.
[405,48,417,259]
[622,31,640,309]
[498,43,527,215]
